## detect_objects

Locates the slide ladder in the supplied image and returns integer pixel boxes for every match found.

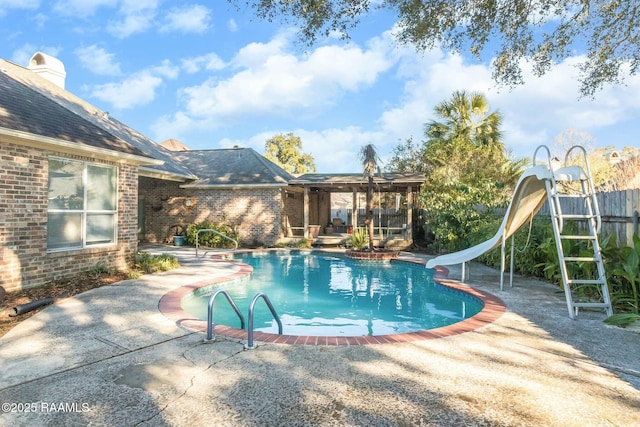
[535,145,613,319]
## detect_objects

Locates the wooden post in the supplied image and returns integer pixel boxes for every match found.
[406,186,413,242]
[303,186,309,239]
[351,187,358,231]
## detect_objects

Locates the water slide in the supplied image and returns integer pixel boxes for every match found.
[425,165,553,287]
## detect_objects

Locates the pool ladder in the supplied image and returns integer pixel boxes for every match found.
[204,289,283,349]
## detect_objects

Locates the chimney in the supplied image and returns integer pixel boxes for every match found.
[27,52,66,89]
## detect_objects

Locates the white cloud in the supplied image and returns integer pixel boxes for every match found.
[231,32,293,69]
[152,59,180,79]
[88,73,163,109]
[75,45,122,76]
[152,111,194,140]
[11,44,39,66]
[227,18,238,32]
[150,24,640,173]
[106,0,158,38]
[107,13,155,38]
[0,0,39,17]
[86,60,178,109]
[32,13,47,28]
[488,56,640,156]
[11,44,64,67]
[0,0,39,7]
[160,4,211,34]
[181,53,226,74]
[160,31,396,130]
[52,0,115,17]
[218,126,389,173]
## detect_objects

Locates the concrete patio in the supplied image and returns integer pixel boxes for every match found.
[1,245,639,426]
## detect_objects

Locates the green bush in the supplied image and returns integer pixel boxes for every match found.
[88,261,116,277]
[607,234,640,316]
[185,221,239,248]
[349,228,368,250]
[134,252,179,274]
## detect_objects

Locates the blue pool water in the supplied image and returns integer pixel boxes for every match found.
[181,251,483,336]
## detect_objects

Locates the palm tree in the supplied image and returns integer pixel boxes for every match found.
[425,90,504,163]
[423,90,511,183]
[420,90,524,249]
[435,90,502,144]
[359,144,380,250]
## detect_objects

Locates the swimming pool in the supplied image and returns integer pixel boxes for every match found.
[181,251,484,337]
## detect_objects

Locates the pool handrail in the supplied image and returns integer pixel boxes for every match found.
[196,228,238,258]
[205,289,245,342]
[245,292,283,350]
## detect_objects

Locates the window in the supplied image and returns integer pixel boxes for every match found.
[47,157,117,250]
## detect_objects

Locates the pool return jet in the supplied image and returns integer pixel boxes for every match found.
[426,145,613,320]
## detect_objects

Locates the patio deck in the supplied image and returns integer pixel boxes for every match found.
[0,245,639,426]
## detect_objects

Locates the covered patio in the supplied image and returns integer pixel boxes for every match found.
[283,173,425,249]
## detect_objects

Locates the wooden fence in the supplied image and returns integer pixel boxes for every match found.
[538,189,640,247]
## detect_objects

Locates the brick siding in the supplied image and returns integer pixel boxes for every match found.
[139,177,284,247]
[0,141,138,291]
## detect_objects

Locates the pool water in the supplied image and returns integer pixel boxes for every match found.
[181,251,483,337]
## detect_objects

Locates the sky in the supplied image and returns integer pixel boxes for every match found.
[1,1,640,173]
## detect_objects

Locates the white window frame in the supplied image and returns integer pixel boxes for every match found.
[47,156,118,252]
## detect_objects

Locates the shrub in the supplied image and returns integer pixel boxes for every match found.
[349,228,368,250]
[472,214,640,325]
[88,261,116,277]
[134,252,179,274]
[185,221,239,248]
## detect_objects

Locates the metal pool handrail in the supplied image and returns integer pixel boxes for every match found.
[245,292,283,350]
[205,289,245,342]
[196,228,238,257]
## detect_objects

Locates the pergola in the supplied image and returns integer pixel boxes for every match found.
[286,172,425,243]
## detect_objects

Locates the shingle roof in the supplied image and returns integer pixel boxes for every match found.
[174,148,294,187]
[0,57,424,190]
[0,61,146,157]
[0,59,195,180]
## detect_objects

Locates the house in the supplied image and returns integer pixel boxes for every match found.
[0,53,423,292]
[139,147,294,246]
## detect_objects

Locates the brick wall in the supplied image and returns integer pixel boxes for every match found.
[283,191,303,227]
[0,141,138,291]
[139,177,284,246]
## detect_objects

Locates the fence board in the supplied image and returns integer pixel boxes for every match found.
[539,189,639,246]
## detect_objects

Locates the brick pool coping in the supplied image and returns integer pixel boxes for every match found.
[158,249,506,345]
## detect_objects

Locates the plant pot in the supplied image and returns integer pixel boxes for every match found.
[309,225,320,238]
[173,235,185,246]
[325,227,334,235]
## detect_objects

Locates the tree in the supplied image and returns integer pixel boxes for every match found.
[360,143,380,250]
[388,137,425,173]
[388,91,525,249]
[552,129,640,191]
[231,0,640,96]
[264,133,316,174]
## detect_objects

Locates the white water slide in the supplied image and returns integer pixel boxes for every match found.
[426,164,553,289]
[427,145,612,319]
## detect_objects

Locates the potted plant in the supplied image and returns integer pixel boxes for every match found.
[171,225,186,246]
[325,223,334,235]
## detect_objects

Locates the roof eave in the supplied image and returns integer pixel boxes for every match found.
[138,166,197,182]
[0,127,163,166]
[180,182,289,190]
